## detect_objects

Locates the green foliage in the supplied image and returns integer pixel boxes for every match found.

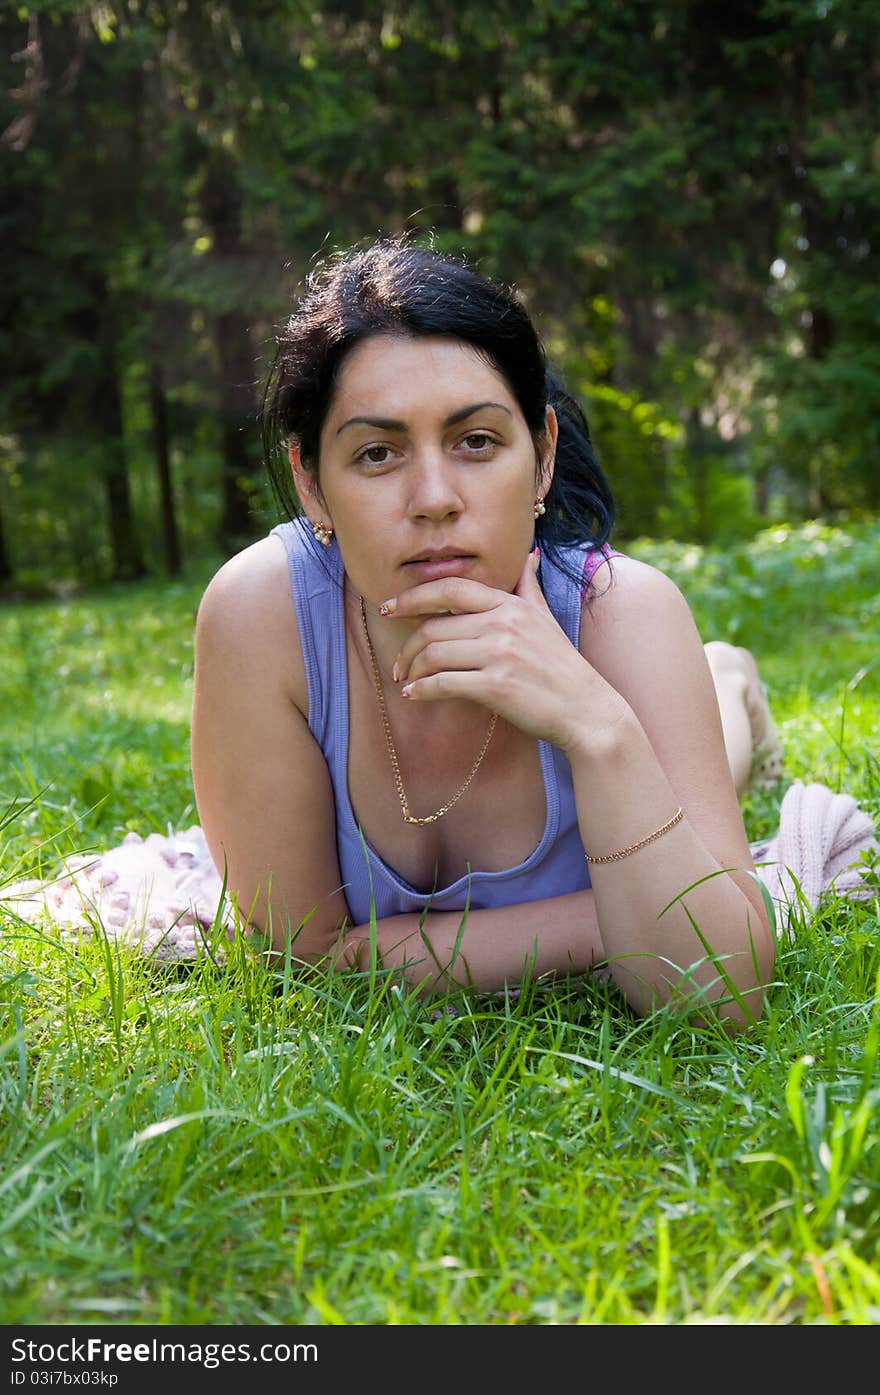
[2,2,879,584]
[628,517,880,839]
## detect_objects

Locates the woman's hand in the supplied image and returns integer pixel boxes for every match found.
[384,548,629,754]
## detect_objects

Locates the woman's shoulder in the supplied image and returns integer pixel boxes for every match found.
[580,551,698,653]
[587,547,687,600]
[194,532,308,710]
[196,532,291,623]
[578,552,715,745]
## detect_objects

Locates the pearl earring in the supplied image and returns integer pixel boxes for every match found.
[534,497,546,518]
[311,521,334,547]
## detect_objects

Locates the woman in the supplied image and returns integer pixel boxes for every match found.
[189,236,777,1026]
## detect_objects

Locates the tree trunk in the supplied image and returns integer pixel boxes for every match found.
[687,408,712,543]
[200,151,261,555]
[94,336,146,582]
[148,358,182,576]
[789,50,837,517]
[753,467,770,518]
[215,307,260,554]
[0,492,12,585]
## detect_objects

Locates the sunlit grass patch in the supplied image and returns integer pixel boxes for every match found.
[0,524,878,1325]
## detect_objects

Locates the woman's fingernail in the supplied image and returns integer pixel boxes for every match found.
[401,683,412,698]
[392,661,400,684]
[380,598,396,616]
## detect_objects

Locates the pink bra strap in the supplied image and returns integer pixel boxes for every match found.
[581,544,621,599]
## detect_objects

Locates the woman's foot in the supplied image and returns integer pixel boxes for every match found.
[736,647,785,790]
[704,641,785,794]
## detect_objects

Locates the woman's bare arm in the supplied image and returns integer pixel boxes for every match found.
[334,890,604,993]
[569,556,774,1021]
[190,537,351,955]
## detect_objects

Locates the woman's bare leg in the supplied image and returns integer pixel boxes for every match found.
[704,641,784,798]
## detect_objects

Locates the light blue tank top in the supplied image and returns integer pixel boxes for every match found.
[272,519,617,926]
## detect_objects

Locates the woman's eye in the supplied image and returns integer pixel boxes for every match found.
[462,432,495,451]
[357,445,393,466]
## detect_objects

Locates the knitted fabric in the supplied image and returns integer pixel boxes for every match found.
[749,779,879,925]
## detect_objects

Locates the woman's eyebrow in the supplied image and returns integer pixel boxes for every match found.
[335,401,513,436]
[444,401,513,427]
[336,414,405,436]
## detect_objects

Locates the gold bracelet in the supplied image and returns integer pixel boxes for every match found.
[584,807,684,864]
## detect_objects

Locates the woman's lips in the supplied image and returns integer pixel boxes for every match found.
[402,555,476,581]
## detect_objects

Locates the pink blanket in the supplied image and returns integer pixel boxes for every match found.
[3,827,228,961]
[3,781,877,962]
[748,779,878,922]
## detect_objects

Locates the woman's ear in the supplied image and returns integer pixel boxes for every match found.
[539,405,558,498]
[289,441,323,518]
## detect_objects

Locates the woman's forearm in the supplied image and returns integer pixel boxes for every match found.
[335,890,604,995]
[566,707,774,1023]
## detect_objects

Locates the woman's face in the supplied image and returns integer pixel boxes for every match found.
[293,334,555,612]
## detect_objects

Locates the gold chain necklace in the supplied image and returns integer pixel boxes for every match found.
[359,596,498,826]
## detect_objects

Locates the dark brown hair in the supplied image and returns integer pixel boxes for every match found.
[261,236,615,582]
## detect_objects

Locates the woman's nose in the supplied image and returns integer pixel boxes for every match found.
[406,452,464,520]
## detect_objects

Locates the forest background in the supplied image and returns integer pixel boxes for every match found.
[1,0,879,594]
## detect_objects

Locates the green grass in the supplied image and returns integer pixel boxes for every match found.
[1,520,878,1326]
